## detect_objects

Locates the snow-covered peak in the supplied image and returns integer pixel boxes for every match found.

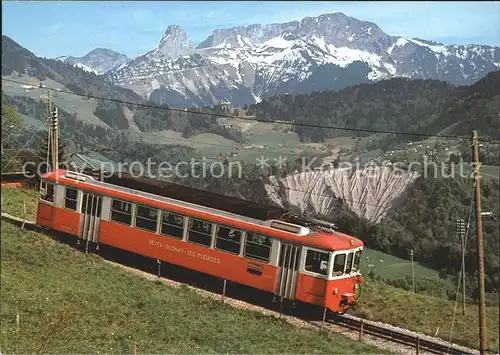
[211,34,255,50]
[74,62,99,75]
[387,36,451,57]
[155,25,193,59]
[408,38,450,56]
[55,55,70,61]
[160,25,186,42]
[261,32,300,49]
[54,48,129,74]
[387,37,409,54]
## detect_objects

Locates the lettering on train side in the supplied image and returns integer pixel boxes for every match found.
[149,240,164,248]
[148,239,221,264]
[196,252,221,264]
[61,224,75,233]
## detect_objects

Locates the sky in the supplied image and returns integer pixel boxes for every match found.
[2,1,499,58]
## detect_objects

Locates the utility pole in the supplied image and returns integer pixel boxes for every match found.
[50,107,59,171]
[456,218,466,315]
[48,90,52,116]
[462,222,466,316]
[472,130,486,354]
[46,91,52,172]
[410,249,415,293]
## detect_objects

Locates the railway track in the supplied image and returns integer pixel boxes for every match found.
[1,213,484,355]
[328,313,477,354]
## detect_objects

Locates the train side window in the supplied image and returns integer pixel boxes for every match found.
[135,205,158,232]
[332,253,346,276]
[160,211,184,239]
[110,199,132,225]
[352,250,362,272]
[64,187,78,210]
[40,182,54,202]
[305,249,329,276]
[244,232,272,262]
[187,218,212,247]
[215,225,242,255]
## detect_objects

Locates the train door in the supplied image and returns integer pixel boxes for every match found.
[275,242,301,300]
[79,192,102,242]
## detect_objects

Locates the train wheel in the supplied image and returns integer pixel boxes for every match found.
[336,309,348,316]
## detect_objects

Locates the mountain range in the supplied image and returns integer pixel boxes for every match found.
[55,48,129,75]
[52,12,499,108]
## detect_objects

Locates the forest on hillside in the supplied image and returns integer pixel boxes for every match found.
[248,72,500,147]
[3,93,245,145]
[330,173,499,298]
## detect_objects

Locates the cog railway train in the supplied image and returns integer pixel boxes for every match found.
[36,169,364,314]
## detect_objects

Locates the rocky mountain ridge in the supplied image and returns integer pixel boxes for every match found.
[56,48,129,75]
[64,12,499,107]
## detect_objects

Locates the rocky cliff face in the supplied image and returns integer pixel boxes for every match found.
[265,166,419,223]
[155,25,193,59]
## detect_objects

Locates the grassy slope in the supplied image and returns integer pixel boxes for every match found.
[2,74,105,127]
[360,248,439,280]
[0,222,383,354]
[2,187,498,351]
[358,282,499,351]
[1,186,39,221]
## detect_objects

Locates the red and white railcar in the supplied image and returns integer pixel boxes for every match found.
[36,170,364,313]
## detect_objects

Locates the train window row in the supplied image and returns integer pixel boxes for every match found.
[109,198,272,263]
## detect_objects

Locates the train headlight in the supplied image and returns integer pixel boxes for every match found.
[354,283,359,290]
[333,288,338,295]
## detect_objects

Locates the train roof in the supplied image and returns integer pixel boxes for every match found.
[42,170,363,251]
[101,171,287,221]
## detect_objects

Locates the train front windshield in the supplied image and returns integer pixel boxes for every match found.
[332,248,362,277]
